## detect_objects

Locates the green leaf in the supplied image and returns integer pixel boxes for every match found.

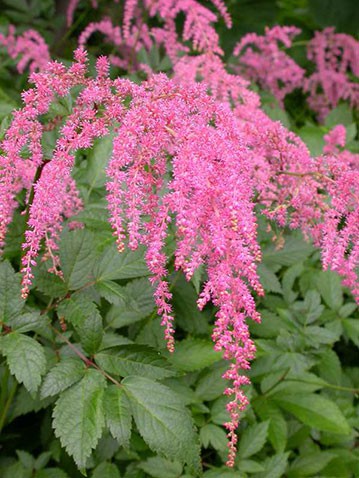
[95,344,175,380]
[105,278,155,328]
[103,385,132,447]
[53,369,106,469]
[34,265,68,298]
[257,264,282,294]
[94,245,149,282]
[16,450,35,468]
[84,133,114,191]
[11,312,50,334]
[315,270,343,310]
[288,452,336,477]
[123,376,200,470]
[95,280,126,305]
[238,421,269,458]
[0,333,46,393]
[138,456,183,478]
[11,387,55,421]
[343,318,359,347]
[273,393,351,435]
[256,452,289,478]
[58,296,103,355]
[40,357,86,399]
[237,459,265,473]
[253,400,287,453]
[60,229,98,289]
[317,349,342,385]
[324,104,353,128]
[91,462,120,478]
[0,260,24,322]
[172,275,209,335]
[200,424,227,452]
[195,361,228,401]
[298,124,325,156]
[168,338,222,372]
[262,236,313,268]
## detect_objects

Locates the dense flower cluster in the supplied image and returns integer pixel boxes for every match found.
[0,25,50,73]
[305,28,359,120]
[234,25,359,120]
[77,0,229,71]
[0,51,264,465]
[234,26,304,105]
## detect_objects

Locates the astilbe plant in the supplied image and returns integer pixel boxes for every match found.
[305,27,359,120]
[77,0,230,71]
[2,0,359,467]
[0,25,50,73]
[0,50,264,466]
[233,26,305,105]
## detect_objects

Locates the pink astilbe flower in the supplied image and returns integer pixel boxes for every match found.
[234,26,305,105]
[305,28,359,121]
[0,25,50,73]
[77,0,230,71]
[1,53,263,464]
[79,17,152,72]
[106,74,263,464]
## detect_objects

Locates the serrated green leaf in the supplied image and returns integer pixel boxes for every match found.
[138,456,182,478]
[91,462,120,478]
[256,452,289,478]
[103,385,132,446]
[273,393,351,435]
[11,312,50,334]
[58,296,103,355]
[200,424,227,452]
[282,262,303,299]
[94,245,149,282]
[168,338,222,372]
[237,459,265,473]
[40,357,86,399]
[262,236,313,268]
[53,369,106,469]
[238,421,269,459]
[195,361,228,401]
[60,229,98,289]
[253,400,287,453]
[95,280,126,305]
[257,264,282,294]
[0,260,24,322]
[288,451,336,477]
[0,333,46,393]
[106,278,155,328]
[317,349,342,385]
[95,344,175,380]
[315,270,343,310]
[34,265,68,298]
[342,318,359,347]
[84,133,114,191]
[123,376,200,470]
